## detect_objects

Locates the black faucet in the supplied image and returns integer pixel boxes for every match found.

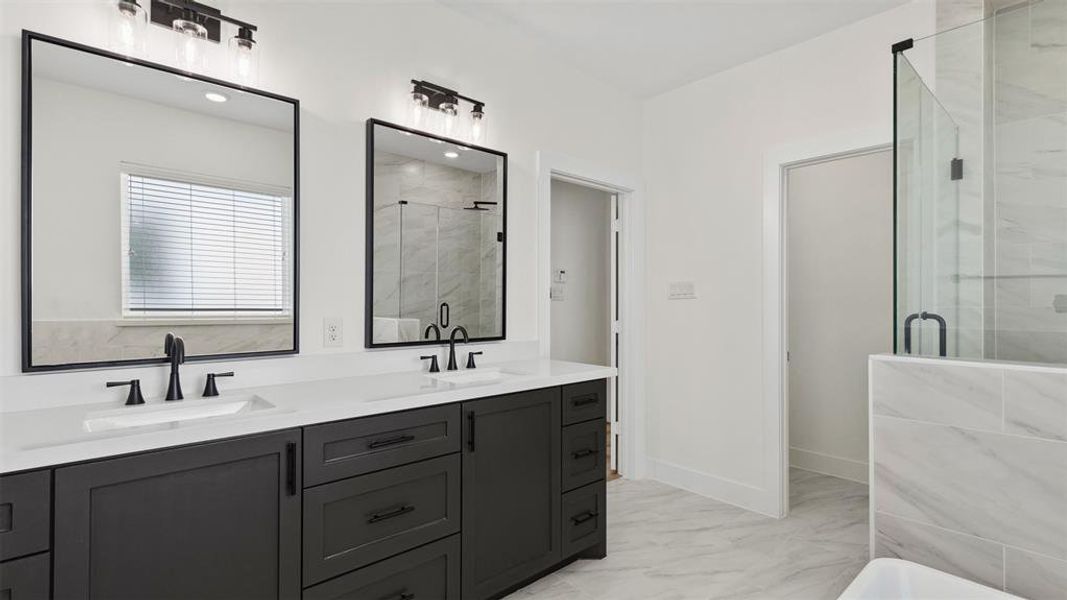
[424,323,442,341]
[446,326,469,371]
[164,332,185,401]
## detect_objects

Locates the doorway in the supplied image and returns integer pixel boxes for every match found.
[549,178,620,480]
[785,149,893,496]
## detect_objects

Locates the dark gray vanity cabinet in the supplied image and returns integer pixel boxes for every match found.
[461,388,563,600]
[53,429,302,600]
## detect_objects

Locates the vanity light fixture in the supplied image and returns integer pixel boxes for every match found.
[407,80,489,145]
[149,0,260,83]
[108,0,148,57]
[204,91,228,103]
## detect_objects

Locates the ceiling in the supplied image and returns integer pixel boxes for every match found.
[440,0,911,98]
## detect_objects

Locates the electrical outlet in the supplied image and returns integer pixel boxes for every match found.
[668,281,697,300]
[324,317,343,348]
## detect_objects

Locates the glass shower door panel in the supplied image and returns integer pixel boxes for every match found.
[895,53,927,355]
[436,207,482,337]
[399,202,439,342]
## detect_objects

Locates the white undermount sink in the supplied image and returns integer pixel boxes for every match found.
[83,395,276,433]
[426,367,526,385]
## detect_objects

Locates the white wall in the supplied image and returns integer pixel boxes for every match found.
[787,151,894,484]
[0,1,641,408]
[641,1,935,513]
[550,179,611,366]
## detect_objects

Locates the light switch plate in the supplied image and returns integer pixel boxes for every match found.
[668,281,697,300]
[324,317,343,347]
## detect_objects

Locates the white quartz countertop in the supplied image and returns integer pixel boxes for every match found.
[0,359,615,474]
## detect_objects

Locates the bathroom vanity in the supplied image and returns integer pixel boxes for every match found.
[0,363,610,600]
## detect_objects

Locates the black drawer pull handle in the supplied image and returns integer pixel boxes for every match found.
[367,504,415,524]
[571,448,599,459]
[468,411,476,452]
[571,511,599,525]
[380,593,415,600]
[285,442,297,496]
[367,434,416,449]
[572,395,599,407]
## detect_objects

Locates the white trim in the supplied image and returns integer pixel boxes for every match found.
[763,128,891,518]
[789,447,869,484]
[537,151,646,479]
[647,458,780,517]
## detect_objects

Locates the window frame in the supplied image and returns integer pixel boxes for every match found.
[118,166,294,324]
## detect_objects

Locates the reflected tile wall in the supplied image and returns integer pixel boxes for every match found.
[372,152,502,339]
[870,355,1067,597]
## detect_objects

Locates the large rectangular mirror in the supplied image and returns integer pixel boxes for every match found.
[22,32,299,371]
[366,119,506,347]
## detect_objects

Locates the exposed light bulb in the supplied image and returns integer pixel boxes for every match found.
[173,14,208,72]
[444,151,459,159]
[229,28,259,86]
[204,91,229,103]
[108,0,146,57]
[440,102,458,139]
[470,105,487,145]
[409,91,429,130]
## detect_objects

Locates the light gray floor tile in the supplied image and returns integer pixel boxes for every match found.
[506,468,870,599]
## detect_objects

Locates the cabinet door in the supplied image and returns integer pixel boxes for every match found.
[462,388,561,600]
[55,430,301,600]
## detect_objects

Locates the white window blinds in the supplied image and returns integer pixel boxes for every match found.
[123,173,292,316]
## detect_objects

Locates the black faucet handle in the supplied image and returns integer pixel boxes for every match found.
[420,355,440,373]
[465,351,483,369]
[107,379,145,406]
[202,372,235,397]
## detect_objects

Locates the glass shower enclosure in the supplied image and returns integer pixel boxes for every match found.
[894,0,1067,364]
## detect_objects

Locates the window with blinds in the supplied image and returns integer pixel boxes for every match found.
[122,173,293,317]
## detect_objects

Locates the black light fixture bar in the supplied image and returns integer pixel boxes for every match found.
[150,0,257,43]
[411,79,483,111]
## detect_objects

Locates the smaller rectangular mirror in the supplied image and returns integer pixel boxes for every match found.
[366,119,507,347]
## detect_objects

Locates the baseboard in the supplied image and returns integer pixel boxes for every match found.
[790,447,868,484]
[646,458,780,517]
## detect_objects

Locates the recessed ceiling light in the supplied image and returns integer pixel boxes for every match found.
[443,151,459,159]
[204,91,229,103]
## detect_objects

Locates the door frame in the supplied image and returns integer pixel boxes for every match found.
[536,151,646,479]
[762,129,890,518]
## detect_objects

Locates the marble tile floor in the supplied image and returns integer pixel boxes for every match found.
[507,468,869,600]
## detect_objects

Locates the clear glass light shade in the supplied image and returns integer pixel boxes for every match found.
[108,0,147,57]
[173,18,208,72]
[408,92,429,130]
[229,36,259,85]
[470,109,488,145]
[439,102,459,139]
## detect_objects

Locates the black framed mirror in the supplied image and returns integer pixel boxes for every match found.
[21,31,300,372]
[365,119,507,348]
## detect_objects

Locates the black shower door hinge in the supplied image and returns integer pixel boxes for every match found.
[497,232,504,242]
[950,158,963,181]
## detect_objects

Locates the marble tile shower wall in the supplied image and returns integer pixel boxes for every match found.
[870,356,1067,599]
[993,1,1067,363]
[373,153,501,338]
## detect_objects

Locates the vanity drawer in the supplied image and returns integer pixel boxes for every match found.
[0,471,50,561]
[302,454,461,586]
[0,552,50,600]
[562,419,605,492]
[304,404,462,487]
[562,379,607,426]
[561,482,606,558]
[302,535,460,600]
